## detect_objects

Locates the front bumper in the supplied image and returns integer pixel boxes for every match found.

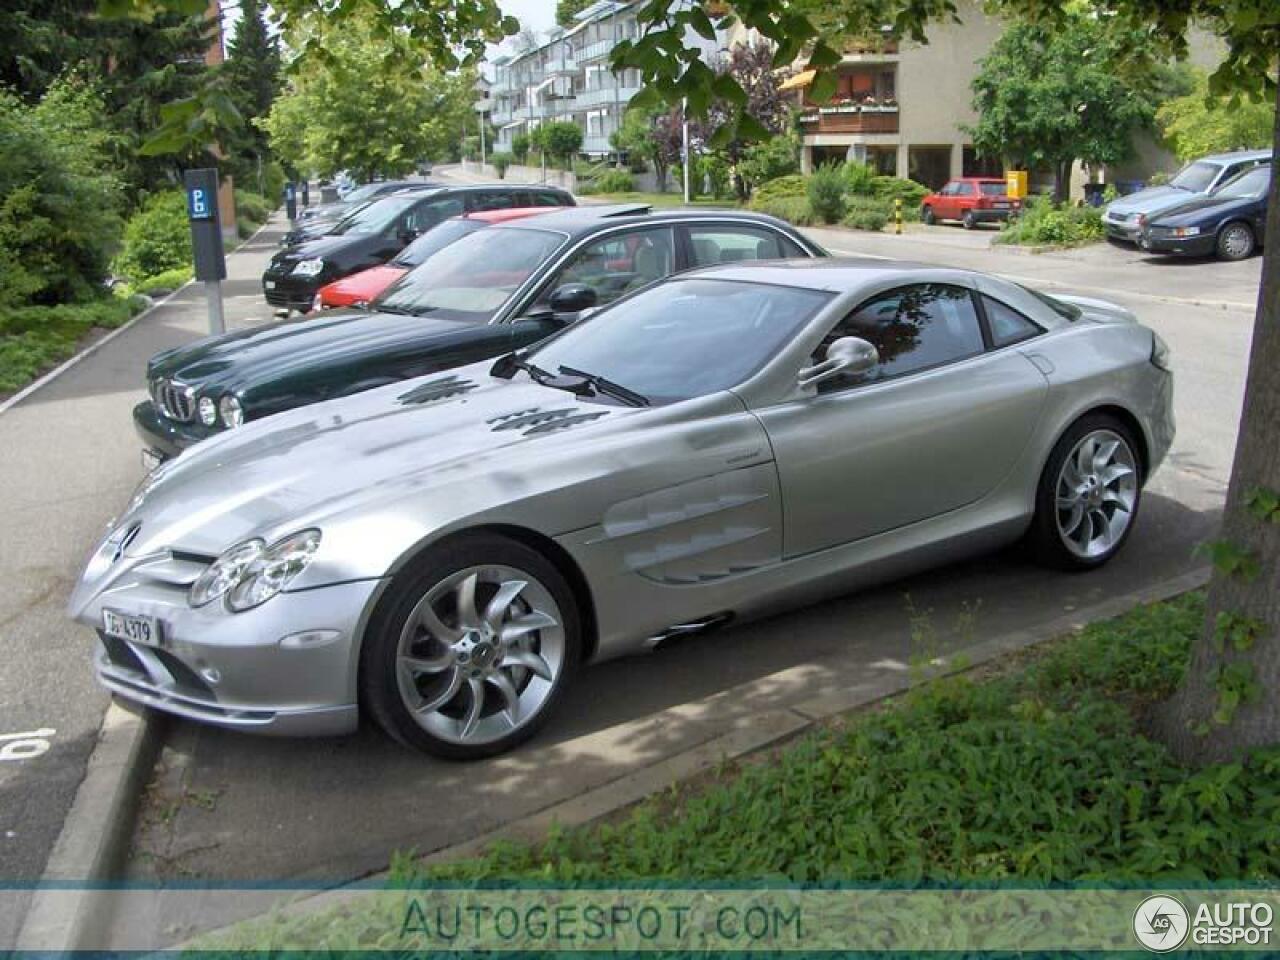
[1138,231,1216,257]
[262,269,323,312]
[76,566,384,736]
[133,400,217,460]
[1104,218,1141,242]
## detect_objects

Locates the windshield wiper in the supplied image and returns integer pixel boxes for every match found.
[491,350,558,385]
[558,365,649,407]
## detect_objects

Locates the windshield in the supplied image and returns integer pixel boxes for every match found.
[333,194,425,236]
[374,226,566,321]
[1213,165,1270,200]
[1170,161,1221,193]
[342,184,381,204]
[979,182,1008,196]
[527,278,832,405]
[392,218,484,267]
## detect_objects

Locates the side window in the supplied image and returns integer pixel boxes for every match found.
[982,294,1043,348]
[686,227,801,266]
[955,182,976,196]
[813,283,985,392]
[544,227,675,307]
[534,191,566,207]
[405,197,463,234]
[469,190,518,212]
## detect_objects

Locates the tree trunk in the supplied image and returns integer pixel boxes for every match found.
[1052,160,1072,204]
[1155,96,1280,764]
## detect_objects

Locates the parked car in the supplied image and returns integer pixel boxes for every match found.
[139,208,821,461]
[1139,164,1270,260]
[299,179,435,224]
[315,206,565,310]
[920,178,1020,229]
[262,185,575,313]
[282,184,446,248]
[1104,149,1271,243]
[77,260,1173,757]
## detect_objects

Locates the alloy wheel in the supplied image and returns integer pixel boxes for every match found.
[395,564,566,746]
[1218,224,1253,260]
[1054,429,1138,559]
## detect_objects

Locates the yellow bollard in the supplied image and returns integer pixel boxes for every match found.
[895,197,902,235]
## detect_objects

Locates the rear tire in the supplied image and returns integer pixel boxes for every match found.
[962,210,976,230]
[922,206,936,225]
[1216,221,1255,261]
[360,533,581,760]
[1027,414,1143,571]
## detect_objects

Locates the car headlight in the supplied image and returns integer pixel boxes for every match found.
[219,395,243,428]
[1172,226,1200,237]
[292,258,324,277]
[189,530,321,611]
[198,396,217,426]
[1151,332,1172,372]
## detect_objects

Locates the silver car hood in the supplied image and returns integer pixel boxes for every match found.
[1104,185,1190,217]
[118,365,646,560]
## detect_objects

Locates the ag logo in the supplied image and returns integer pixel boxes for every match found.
[1133,895,1190,952]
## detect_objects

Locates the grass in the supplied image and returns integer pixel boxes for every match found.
[0,294,147,395]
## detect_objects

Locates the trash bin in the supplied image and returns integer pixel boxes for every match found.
[1082,183,1106,207]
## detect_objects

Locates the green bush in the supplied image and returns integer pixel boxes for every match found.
[841,195,890,231]
[869,175,929,208]
[996,199,1105,247]
[510,132,530,164]
[113,190,191,283]
[132,266,191,297]
[0,297,143,393]
[0,80,124,307]
[739,133,800,194]
[751,174,807,203]
[748,195,814,226]
[841,160,877,195]
[235,191,273,225]
[587,169,635,194]
[490,152,513,179]
[261,161,286,207]
[806,164,847,224]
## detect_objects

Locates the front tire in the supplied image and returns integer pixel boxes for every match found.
[360,534,581,759]
[962,210,976,230]
[1027,414,1143,570]
[922,206,936,225]
[1216,221,1255,261]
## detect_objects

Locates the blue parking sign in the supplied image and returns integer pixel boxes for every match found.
[188,186,213,220]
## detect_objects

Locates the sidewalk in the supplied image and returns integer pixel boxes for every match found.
[0,213,288,946]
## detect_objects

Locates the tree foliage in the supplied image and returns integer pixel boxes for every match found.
[222,0,281,179]
[262,13,477,179]
[611,106,683,191]
[1158,69,1276,163]
[531,121,583,169]
[555,0,593,29]
[968,11,1167,201]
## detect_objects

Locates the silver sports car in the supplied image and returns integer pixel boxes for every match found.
[70,260,1174,758]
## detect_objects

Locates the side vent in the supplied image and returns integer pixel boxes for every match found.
[398,375,477,406]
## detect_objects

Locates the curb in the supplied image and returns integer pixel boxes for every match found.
[176,565,1210,947]
[0,213,282,418]
[14,702,166,951]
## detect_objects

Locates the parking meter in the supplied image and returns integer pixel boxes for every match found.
[184,168,227,335]
[302,180,310,207]
[285,182,298,221]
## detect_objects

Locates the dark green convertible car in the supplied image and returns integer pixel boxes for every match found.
[135,206,824,462]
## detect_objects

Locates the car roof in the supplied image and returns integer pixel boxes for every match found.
[1197,149,1272,164]
[496,205,800,237]
[676,257,979,292]
[462,206,568,223]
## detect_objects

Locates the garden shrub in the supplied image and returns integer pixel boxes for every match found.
[113,190,191,283]
[806,165,847,223]
[491,152,513,179]
[0,297,144,393]
[511,132,530,164]
[132,267,191,297]
[261,161,286,206]
[739,133,800,194]
[996,198,1105,247]
[751,175,807,203]
[841,160,877,195]
[870,175,929,208]
[842,196,891,231]
[235,191,273,225]
[587,169,635,194]
[748,196,814,227]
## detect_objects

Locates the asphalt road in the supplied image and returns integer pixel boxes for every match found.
[0,185,1258,944]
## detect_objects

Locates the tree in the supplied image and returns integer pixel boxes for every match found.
[967,12,1165,203]
[261,14,475,179]
[531,120,582,170]
[611,106,682,191]
[223,0,281,187]
[555,0,592,28]
[1158,68,1276,163]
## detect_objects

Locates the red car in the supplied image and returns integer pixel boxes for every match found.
[314,206,563,310]
[920,178,1020,229]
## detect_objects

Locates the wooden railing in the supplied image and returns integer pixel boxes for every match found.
[799,108,899,134]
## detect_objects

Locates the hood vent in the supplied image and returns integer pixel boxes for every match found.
[488,407,609,436]
[398,375,478,406]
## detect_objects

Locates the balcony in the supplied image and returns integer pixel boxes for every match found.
[545,55,574,75]
[582,135,616,155]
[573,85,641,109]
[799,104,899,135]
[574,39,614,64]
[840,36,900,62]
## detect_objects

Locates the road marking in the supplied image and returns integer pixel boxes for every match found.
[0,728,56,762]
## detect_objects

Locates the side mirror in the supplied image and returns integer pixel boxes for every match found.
[548,283,598,321]
[797,336,879,390]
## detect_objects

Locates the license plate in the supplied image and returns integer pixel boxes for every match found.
[103,609,162,647]
[265,280,276,290]
[993,201,1010,208]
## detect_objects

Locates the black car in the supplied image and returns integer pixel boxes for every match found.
[263,185,576,313]
[1140,164,1271,260]
[298,179,435,224]
[138,207,825,460]
[282,183,441,247]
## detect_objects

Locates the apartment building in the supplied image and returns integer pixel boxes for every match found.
[490,1,726,158]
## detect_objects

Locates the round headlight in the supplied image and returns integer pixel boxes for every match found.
[189,539,265,607]
[227,529,322,612]
[219,395,243,428]
[198,396,217,426]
